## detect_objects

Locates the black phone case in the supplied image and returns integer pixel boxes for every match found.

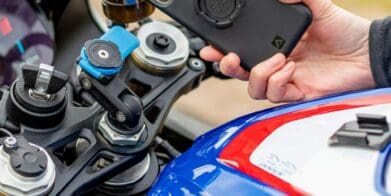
[148,0,312,71]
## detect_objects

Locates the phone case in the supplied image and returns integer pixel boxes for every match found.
[148,0,312,70]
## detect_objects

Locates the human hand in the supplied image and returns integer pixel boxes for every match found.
[200,0,375,103]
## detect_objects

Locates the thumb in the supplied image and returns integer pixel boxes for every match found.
[279,0,333,19]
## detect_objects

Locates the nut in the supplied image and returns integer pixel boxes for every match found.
[98,114,146,146]
[3,137,17,149]
[133,21,189,70]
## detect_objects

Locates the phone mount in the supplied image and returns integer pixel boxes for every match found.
[78,26,144,137]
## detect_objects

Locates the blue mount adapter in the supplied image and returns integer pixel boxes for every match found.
[78,26,139,80]
[124,0,138,5]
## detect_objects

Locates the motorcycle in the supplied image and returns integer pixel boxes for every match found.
[1,0,390,195]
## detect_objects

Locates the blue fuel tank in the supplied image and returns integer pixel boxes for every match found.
[150,88,391,195]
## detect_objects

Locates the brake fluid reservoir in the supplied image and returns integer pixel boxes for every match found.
[101,0,155,24]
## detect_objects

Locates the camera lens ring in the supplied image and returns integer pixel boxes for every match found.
[155,0,173,7]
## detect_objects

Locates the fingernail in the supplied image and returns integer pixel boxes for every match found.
[199,48,206,56]
[278,0,292,3]
[227,53,238,59]
[269,53,285,67]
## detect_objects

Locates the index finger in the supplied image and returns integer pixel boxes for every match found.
[200,46,224,62]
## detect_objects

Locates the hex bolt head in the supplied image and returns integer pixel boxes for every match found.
[3,137,17,150]
[154,34,170,48]
[116,111,127,123]
[188,58,205,71]
[81,78,92,90]
[98,114,146,146]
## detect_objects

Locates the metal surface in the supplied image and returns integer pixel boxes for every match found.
[105,154,151,186]
[3,137,17,149]
[99,113,146,146]
[133,21,189,74]
[34,64,54,94]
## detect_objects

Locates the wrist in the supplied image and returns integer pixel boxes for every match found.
[369,17,391,87]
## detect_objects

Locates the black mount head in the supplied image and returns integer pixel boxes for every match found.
[6,63,69,128]
[3,136,48,178]
[79,72,144,135]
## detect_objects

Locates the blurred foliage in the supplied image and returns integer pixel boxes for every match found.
[334,0,391,18]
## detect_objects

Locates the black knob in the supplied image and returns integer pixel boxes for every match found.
[122,94,143,128]
[4,136,48,178]
[146,33,176,55]
[7,63,68,128]
[107,94,144,135]
[154,34,170,48]
[22,63,69,94]
[84,40,123,69]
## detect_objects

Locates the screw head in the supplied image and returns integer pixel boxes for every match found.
[154,35,170,48]
[81,78,92,90]
[98,49,110,59]
[116,111,127,123]
[3,137,17,149]
[188,58,205,71]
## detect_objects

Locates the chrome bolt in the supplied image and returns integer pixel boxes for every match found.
[3,137,17,149]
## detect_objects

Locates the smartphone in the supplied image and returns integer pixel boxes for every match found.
[148,0,312,71]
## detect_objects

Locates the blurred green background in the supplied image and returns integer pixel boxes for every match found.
[335,0,391,18]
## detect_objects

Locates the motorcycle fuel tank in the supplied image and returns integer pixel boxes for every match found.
[150,88,391,195]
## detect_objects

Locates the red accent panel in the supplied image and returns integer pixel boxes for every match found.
[219,95,391,195]
[0,17,12,36]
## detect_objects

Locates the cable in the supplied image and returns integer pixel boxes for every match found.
[80,92,96,106]
[155,152,171,167]
[155,136,181,158]
[4,121,19,133]
[375,142,391,196]
[0,128,13,137]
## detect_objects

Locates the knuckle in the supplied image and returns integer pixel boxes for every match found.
[221,60,238,76]
[268,75,280,85]
[266,89,283,103]
[251,67,266,81]
[267,94,283,103]
[247,85,265,100]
